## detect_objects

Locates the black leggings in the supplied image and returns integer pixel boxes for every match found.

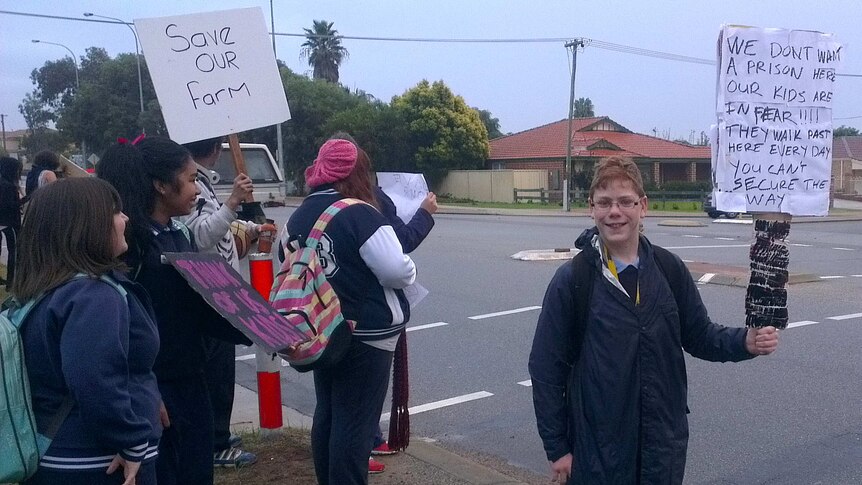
[1,226,16,288]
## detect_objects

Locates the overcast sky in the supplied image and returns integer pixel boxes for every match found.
[2,1,860,140]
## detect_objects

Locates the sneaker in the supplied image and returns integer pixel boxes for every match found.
[371,441,398,456]
[368,457,385,474]
[214,447,258,468]
[228,434,243,448]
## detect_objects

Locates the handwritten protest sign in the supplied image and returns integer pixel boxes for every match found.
[712,25,842,216]
[164,252,308,353]
[135,7,290,144]
[377,172,429,224]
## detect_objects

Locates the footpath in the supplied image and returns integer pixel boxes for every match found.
[226,383,540,485]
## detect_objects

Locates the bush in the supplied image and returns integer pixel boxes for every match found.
[672,203,679,210]
[652,203,659,210]
[659,180,712,192]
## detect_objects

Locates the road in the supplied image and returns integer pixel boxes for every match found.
[234,208,862,484]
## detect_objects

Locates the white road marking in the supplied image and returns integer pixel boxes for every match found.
[819,276,845,280]
[714,237,735,241]
[380,391,494,421]
[833,247,855,251]
[787,320,819,329]
[664,244,749,250]
[682,234,703,238]
[853,275,862,278]
[407,322,449,332]
[517,380,533,387]
[698,273,716,284]
[827,313,862,321]
[468,306,542,320]
[789,243,812,247]
[235,354,255,361]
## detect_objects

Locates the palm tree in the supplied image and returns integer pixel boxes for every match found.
[300,20,349,83]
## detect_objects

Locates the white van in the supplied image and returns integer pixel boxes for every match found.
[209,143,285,203]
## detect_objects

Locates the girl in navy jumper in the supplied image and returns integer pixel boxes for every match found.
[14,178,161,485]
[97,137,251,485]
[281,139,416,485]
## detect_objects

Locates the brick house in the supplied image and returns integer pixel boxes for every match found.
[832,136,862,195]
[488,117,710,189]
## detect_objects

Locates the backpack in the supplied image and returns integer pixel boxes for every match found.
[0,274,127,483]
[270,199,364,373]
[568,245,685,365]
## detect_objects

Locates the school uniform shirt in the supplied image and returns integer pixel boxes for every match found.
[179,164,259,271]
[126,219,251,382]
[21,272,162,470]
[280,187,416,351]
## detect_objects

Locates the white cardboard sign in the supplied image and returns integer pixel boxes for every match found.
[135,7,290,144]
[711,25,842,216]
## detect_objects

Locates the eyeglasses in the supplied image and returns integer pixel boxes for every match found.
[590,198,641,210]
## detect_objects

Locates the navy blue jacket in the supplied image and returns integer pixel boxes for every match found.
[22,272,162,469]
[374,187,434,253]
[529,229,754,484]
[282,188,416,342]
[126,220,251,382]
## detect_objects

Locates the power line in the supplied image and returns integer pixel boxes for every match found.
[2,8,861,77]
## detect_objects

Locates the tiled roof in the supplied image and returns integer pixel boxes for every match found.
[490,117,710,160]
[833,136,862,160]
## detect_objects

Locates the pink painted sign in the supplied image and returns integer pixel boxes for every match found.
[165,252,308,353]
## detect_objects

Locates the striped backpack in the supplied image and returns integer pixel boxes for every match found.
[271,199,362,372]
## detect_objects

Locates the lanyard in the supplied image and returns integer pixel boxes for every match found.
[605,247,640,305]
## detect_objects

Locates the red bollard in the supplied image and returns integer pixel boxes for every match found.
[248,253,283,432]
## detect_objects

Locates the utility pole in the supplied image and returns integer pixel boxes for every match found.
[0,114,7,152]
[271,0,286,198]
[563,38,585,212]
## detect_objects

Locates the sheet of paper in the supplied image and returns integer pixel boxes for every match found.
[402,283,429,310]
[377,172,428,224]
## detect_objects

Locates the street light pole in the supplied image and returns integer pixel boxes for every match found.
[32,39,85,166]
[270,0,286,197]
[83,13,145,118]
[32,39,79,89]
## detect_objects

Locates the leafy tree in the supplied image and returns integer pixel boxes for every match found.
[391,80,490,186]
[19,129,70,158]
[19,93,54,131]
[23,47,163,155]
[276,68,366,179]
[573,97,595,118]
[300,20,349,83]
[834,125,860,137]
[474,108,503,139]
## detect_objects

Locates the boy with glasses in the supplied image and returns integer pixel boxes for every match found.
[529,156,779,484]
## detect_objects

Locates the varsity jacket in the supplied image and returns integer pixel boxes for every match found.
[21,272,162,470]
[179,164,258,271]
[280,187,416,343]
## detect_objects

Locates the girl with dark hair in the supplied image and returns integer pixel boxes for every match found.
[14,177,161,485]
[278,139,416,485]
[97,136,251,485]
[0,156,22,289]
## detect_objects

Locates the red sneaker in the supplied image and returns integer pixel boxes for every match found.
[368,457,385,474]
[371,441,398,456]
